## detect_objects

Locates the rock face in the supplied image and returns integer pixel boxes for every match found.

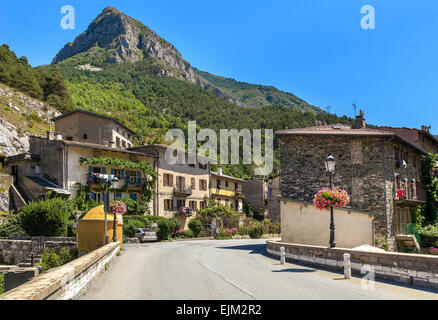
[52,7,196,83]
[0,85,60,157]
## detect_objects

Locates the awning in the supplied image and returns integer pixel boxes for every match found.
[25,176,71,195]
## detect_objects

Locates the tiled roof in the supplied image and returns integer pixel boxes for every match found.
[275,124,394,136]
[211,171,243,181]
[61,140,159,157]
[275,124,427,155]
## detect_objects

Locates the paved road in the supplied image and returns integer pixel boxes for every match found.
[82,239,438,300]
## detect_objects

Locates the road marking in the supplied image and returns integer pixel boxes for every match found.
[193,250,256,300]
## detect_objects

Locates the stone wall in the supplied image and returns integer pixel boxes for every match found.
[0,239,77,265]
[0,242,120,300]
[267,241,438,290]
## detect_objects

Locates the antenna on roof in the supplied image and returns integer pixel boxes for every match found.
[352,102,357,117]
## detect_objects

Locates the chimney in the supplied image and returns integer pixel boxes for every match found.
[421,125,431,133]
[217,166,223,176]
[353,110,366,129]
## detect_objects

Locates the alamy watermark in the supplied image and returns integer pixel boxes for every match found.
[60,5,75,30]
[361,264,376,290]
[361,5,375,30]
[164,121,273,176]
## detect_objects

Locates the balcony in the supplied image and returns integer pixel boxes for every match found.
[394,187,427,204]
[211,188,245,199]
[87,173,143,189]
[173,186,193,196]
[177,207,193,217]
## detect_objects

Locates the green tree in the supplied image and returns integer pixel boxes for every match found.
[20,198,72,236]
[420,153,438,225]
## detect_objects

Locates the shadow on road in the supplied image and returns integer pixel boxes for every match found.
[272,268,315,273]
[216,244,267,255]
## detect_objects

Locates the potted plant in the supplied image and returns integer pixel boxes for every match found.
[313,187,350,210]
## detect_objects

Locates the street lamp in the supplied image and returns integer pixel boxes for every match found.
[325,155,336,248]
[103,176,119,244]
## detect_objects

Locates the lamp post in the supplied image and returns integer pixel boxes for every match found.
[325,155,336,248]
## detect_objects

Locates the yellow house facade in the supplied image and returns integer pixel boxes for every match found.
[211,167,245,212]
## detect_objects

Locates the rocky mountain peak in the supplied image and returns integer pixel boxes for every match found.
[52,6,195,82]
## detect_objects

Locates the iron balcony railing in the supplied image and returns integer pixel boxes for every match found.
[173,186,193,196]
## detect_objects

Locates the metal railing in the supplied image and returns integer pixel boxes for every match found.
[398,223,422,247]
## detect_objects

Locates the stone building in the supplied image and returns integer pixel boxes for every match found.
[266,176,281,223]
[242,179,266,217]
[5,110,158,213]
[211,167,245,213]
[129,144,212,229]
[52,109,136,149]
[275,113,427,251]
[379,126,438,155]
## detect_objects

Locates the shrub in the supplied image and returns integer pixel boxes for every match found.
[39,249,62,272]
[58,247,76,265]
[121,198,142,215]
[182,229,194,239]
[248,223,264,239]
[418,224,438,247]
[173,229,184,238]
[188,220,203,238]
[20,199,71,236]
[157,219,177,241]
[0,272,4,295]
[0,215,26,237]
[123,219,145,238]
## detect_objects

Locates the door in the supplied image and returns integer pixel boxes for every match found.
[11,166,18,184]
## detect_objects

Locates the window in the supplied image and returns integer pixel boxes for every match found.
[199,179,207,191]
[116,137,121,148]
[163,174,174,187]
[217,198,222,205]
[114,169,122,180]
[164,199,173,210]
[127,143,132,149]
[189,163,195,167]
[199,163,207,170]
[189,201,197,211]
[235,183,239,191]
[200,201,206,210]
[176,176,186,188]
[217,179,221,189]
[82,134,88,140]
[130,171,137,184]
[191,178,196,190]
[66,136,73,141]
[122,140,126,149]
[225,181,229,187]
[93,167,102,174]
[225,199,229,207]
[235,200,240,210]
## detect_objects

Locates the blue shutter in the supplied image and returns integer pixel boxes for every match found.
[102,192,105,202]
[111,168,115,176]
[115,193,122,199]
[90,192,96,201]
[126,170,130,185]
[130,193,137,201]
[137,171,141,186]
[121,169,125,181]
[88,166,93,178]
[102,167,107,174]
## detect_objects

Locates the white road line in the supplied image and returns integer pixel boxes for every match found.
[193,250,257,300]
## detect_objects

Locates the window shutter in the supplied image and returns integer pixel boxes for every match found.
[88,166,93,178]
[102,167,107,174]
[90,192,96,201]
[111,168,115,178]
[176,176,180,188]
[163,174,167,186]
[170,175,174,186]
[137,171,141,186]
[126,170,130,185]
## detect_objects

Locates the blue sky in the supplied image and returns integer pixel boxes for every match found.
[0,0,437,134]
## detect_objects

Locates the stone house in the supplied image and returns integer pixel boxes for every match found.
[52,109,136,149]
[5,110,158,214]
[129,144,212,229]
[275,113,427,251]
[211,167,245,213]
[379,126,438,155]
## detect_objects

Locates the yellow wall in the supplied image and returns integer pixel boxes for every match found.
[281,200,374,248]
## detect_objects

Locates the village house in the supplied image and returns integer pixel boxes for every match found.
[5,110,158,213]
[211,167,245,213]
[275,112,427,252]
[129,144,211,229]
